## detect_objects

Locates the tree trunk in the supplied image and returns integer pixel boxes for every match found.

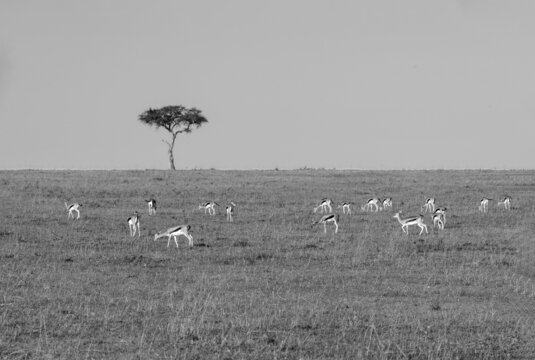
[168,147,176,170]
[167,133,177,170]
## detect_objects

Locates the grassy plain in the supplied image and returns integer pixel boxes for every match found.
[1,169,535,359]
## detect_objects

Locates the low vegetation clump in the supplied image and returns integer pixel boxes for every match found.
[1,169,535,359]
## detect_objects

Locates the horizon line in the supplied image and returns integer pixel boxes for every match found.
[0,167,532,172]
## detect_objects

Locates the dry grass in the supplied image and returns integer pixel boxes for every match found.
[1,169,535,359]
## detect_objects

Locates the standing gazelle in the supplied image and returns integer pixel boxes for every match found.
[479,198,491,213]
[433,207,447,225]
[226,202,236,222]
[65,200,82,220]
[312,214,339,234]
[393,211,428,235]
[382,197,393,210]
[422,198,435,213]
[432,213,444,230]
[497,196,512,211]
[154,225,193,248]
[145,199,157,216]
[127,211,141,237]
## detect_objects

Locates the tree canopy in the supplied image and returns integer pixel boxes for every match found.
[138,105,208,134]
[138,105,208,169]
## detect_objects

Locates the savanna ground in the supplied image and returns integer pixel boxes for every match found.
[1,170,535,359]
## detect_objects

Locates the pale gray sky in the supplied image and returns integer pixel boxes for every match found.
[1,1,534,170]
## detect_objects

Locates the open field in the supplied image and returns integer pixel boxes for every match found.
[1,169,535,359]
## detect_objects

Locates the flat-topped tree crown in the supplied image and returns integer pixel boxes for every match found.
[138,105,208,170]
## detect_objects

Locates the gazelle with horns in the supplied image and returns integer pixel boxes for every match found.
[393,211,428,235]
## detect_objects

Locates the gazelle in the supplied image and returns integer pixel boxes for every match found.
[337,202,352,215]
[199,201,219,216]
[226,202,236,222]
[65,200,82,220]
[313,199,333,214]
[154,225,193,248]
[497,196,512,211]
[393,211,428,235]
[145,199,157,216]
[433,207,447,225]
[432,213,444,230]
[312,214,339,234]
[382,197,393,210]
[361,198,380,212]
[422,198,435,213]
[127,211,141,237]
[479,198,491,213]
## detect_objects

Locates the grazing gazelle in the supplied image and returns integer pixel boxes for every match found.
[226,202,236,222]
[422,198,436,213]
[312,214,339,234]
[393,211,428,235]
[314,199,333,214]
[145,199,157,216]
[154,225,193,248]
[497,196,512,211]
[199,201,219,216]
[479,198,491,213]
[337,202,352,215]
[65,200,82,220]
[127,211,141,237]
[382,197,393,210]
[432,213,444,230]
[361,198,380,212]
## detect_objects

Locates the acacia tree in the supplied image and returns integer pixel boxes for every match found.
[138,105,208,170]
